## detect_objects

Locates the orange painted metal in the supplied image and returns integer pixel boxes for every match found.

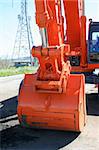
[63,0,99,72]
[63,0,82,49]
[80,16,87,67]
[17,0,92,132]
[35,0,64,46]
[18,74,86,132]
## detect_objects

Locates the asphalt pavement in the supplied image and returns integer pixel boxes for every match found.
[0,75,99,150]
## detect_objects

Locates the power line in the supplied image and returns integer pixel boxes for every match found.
[12,0,34,65]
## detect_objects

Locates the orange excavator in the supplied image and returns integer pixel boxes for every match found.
[17,0,99,132]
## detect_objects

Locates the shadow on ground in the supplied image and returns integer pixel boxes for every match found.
[0,96,79,150]
[86,93,99,116]
[85,74,99,84]
[0,125,79,150]
[0,96,18,119]
[0,92,99,150]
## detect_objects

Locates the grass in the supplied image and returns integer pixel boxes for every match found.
[0,66,38,77]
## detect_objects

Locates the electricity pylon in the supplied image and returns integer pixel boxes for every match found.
[12,0,33,65]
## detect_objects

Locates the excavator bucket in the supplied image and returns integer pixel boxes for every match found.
[17,73,86,132]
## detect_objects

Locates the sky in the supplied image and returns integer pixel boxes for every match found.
[0,0,99,58]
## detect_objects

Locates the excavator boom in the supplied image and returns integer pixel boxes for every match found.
[17,0,98,132]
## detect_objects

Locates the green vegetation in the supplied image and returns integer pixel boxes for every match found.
[0,66,37,77]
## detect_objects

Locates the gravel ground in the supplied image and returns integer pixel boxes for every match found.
[0,74,99,150]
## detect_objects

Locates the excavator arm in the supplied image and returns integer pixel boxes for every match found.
[17,0,88,132]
